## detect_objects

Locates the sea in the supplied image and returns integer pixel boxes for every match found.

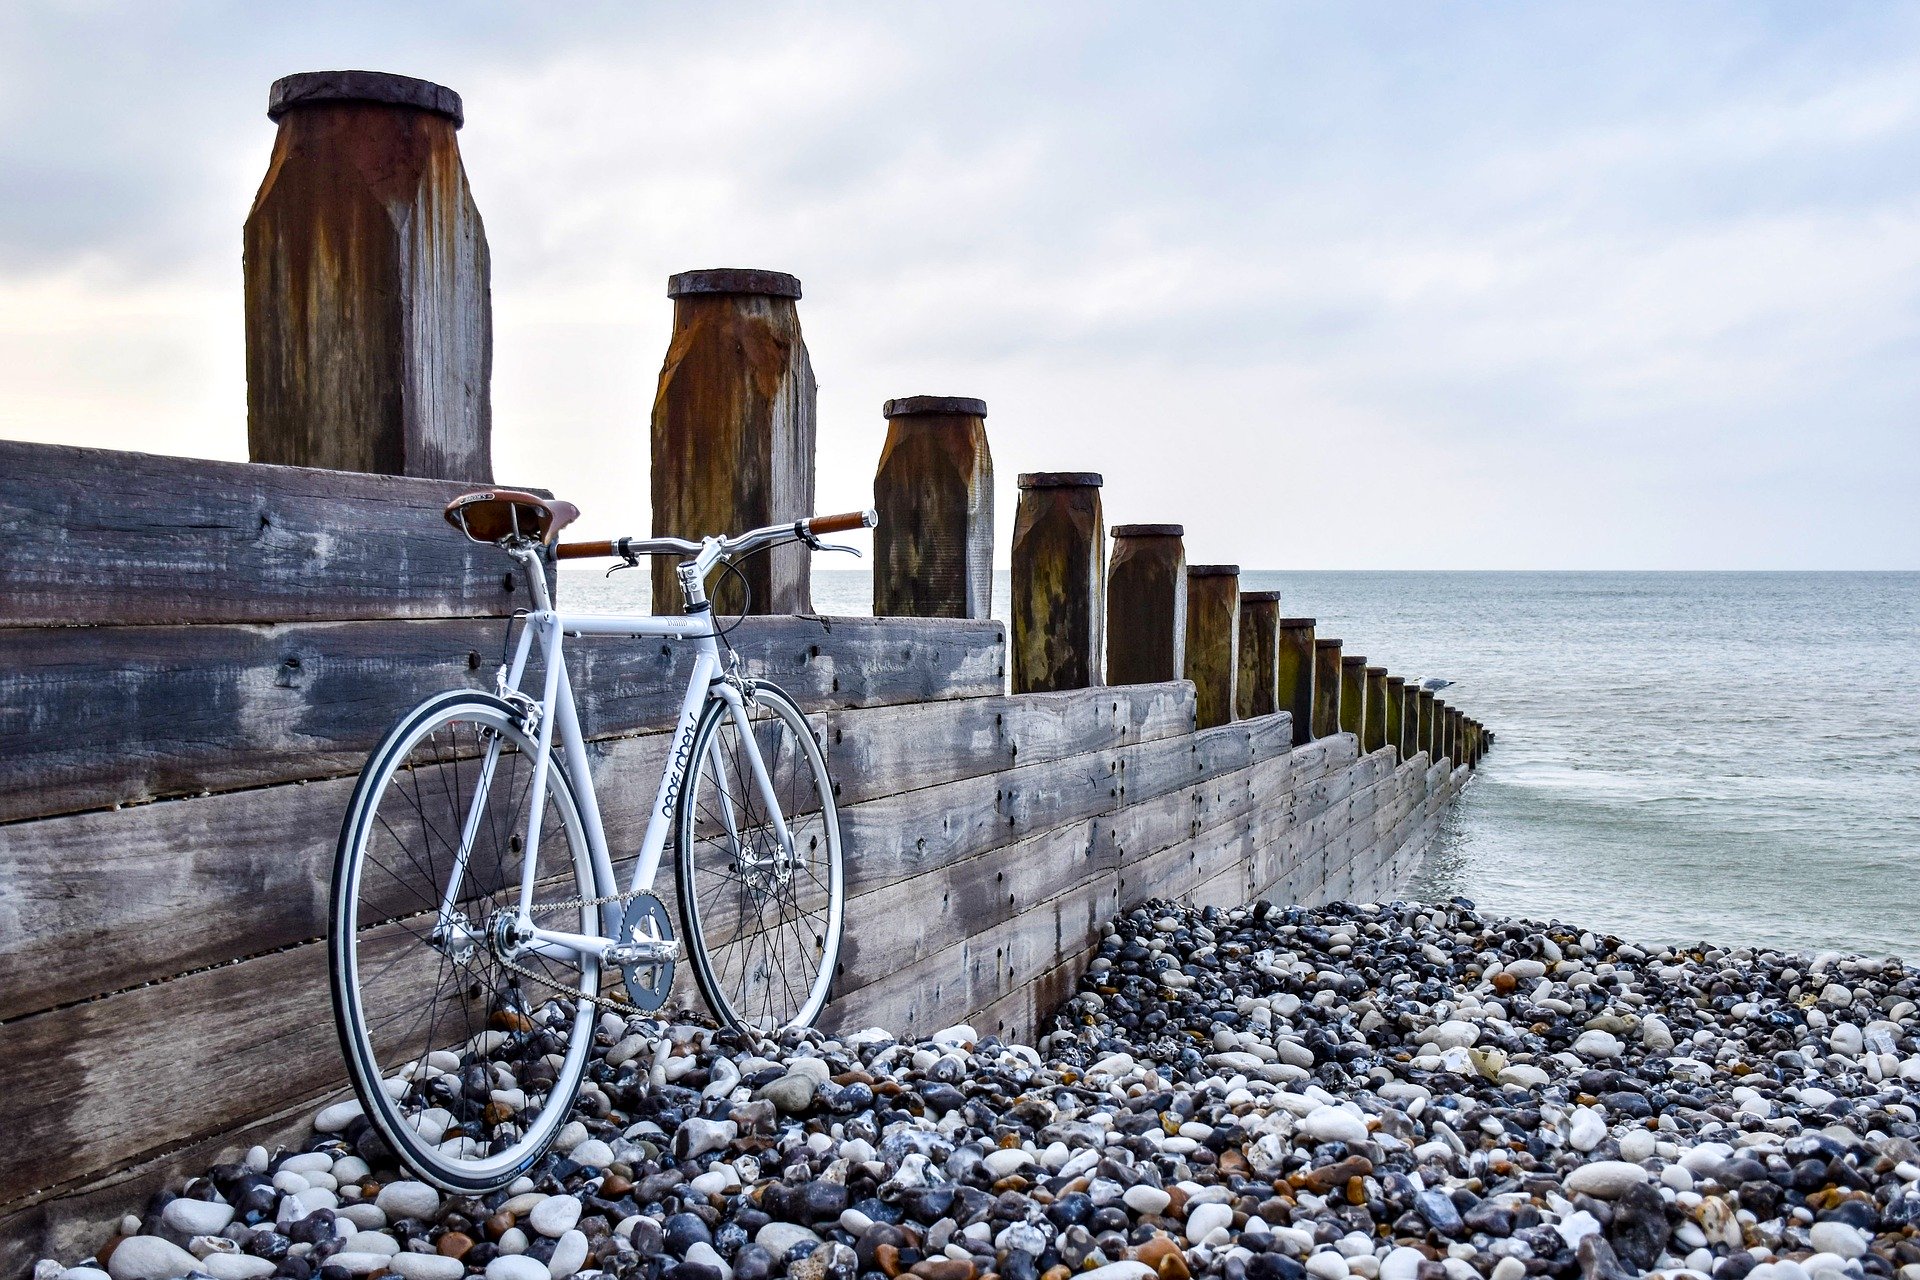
[562,568,1920,961]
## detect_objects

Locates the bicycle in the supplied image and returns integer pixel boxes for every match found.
[327,488,874,1191]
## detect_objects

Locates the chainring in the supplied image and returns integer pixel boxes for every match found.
[618,892,676,1011]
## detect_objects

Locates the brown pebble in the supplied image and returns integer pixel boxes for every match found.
[490,1009,532,1033]
[1133,1235,1190,1280]
[875,1244,904,1278]
[484,1210,515,1240]
[482,1101,515,1126]
[1041,1269,1072,1280]
[600,1174,633,1197]
[438,1233,475,1259]
[911,1260,977,1280]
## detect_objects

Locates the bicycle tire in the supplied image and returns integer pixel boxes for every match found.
[675,681,844,1033]
[329,690,599,1192]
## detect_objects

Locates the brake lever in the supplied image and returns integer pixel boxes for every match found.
[797,531,863,558]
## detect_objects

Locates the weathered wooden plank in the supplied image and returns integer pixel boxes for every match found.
[0,440,536,627]
[972,952,1084,1046]
[0,614,1006,823]
[0,678,1166,1022]
[833,818,1107,996]
[818,682,1191,807]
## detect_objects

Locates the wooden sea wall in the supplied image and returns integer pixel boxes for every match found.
[0,439,1472,1271]
[0,72,1489,1271]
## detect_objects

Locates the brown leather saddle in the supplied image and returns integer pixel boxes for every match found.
[444,490,581,546]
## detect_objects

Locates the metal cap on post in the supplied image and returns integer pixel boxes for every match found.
[874,397,993,619]
[1277,619,1315,747]
[1386,675,1408,760]
[1363,666,1389,754]
[1312,639,1342,740]
[1339,654,1367,742]
[1105,524,1186,686]
[1236,590,1281,721]
[246,71,492,480]
[1185,565,1240,730]
[1011,473,1105,694]
[653,269,816,615]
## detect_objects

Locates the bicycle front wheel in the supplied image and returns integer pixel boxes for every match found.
[676,681,844,1033]
[329,691,600,1191]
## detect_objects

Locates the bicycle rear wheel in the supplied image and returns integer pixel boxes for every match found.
[329,691,599,1191]
[675,681,844,1032]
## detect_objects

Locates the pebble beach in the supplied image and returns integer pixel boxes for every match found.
[41,899,1920,1280]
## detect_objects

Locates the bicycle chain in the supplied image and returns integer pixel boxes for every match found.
[495,886,658,1018]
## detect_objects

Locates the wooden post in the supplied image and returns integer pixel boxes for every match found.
[245,71,491,480]
[1430,698,1448,762]
[1448,709,1463,766]
[1011,473,1104,693]
[1235,591,1281,720]
[1362,666,1388,754]
[1185,566,1240,730]
[1339,655,1367,742]
[1277,618,1316,747]
[1416,689,1435,760]
[1385,675,1407,760]
[873,397,993,619]
[1105,524,1186,685]
[1312,639,1342,739]
[652,269,816,615]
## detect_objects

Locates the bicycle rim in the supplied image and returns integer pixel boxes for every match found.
[676,683,844,1033]
[329,692,599,1191]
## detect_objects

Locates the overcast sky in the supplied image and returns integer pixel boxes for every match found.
[2,2,1916,568]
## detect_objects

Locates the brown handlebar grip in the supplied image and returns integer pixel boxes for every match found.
[808,510,876,535]
[555,540,615,560]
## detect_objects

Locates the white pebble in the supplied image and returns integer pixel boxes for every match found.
[1186,1201,1233,1243]
[548,1230,589,1280]
[389,1257,466,1280]
[1808,1222,1868,1259]
[1122,1185,1170,1215]
[529,1193,583,1238]
[1306,1252,1351,1280]
[375,1180,441,1220]
[486,1258,551,1280]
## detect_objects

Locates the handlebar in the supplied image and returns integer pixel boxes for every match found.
[554,509,877,563]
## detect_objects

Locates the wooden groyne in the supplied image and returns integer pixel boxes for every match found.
[0,71,1488,1270]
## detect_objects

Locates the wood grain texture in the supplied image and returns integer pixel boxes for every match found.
[0,614,1005,823]
[245,96,491,481]
[1236,593,1280,721]
[1010,476,1104,694]
[1183,568,1239,730]
[651,284,815,615]
[0,676,1168,1024]
[873,400,993,619]
[1104,526,1185,686]
[0,440,541,627]
[1312,639,1342,739]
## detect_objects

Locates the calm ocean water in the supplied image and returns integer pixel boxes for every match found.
[562,568,1920,960]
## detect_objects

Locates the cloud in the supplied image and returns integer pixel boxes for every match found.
[1,1,1916,567]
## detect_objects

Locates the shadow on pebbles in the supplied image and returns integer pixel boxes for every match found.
[39,898,1920,1280]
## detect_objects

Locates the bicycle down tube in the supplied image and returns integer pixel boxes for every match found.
[442,544,795,969]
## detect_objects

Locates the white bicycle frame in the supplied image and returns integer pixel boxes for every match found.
[433,536,792,971]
